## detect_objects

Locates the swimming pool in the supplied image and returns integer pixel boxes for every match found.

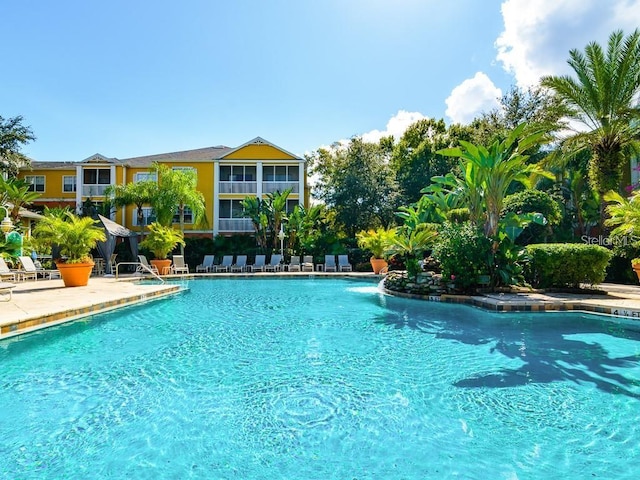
[1,278,639,479]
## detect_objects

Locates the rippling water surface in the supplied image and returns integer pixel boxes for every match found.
[1,278,640,479]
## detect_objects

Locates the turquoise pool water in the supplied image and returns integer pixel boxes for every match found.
[1,278,639,479]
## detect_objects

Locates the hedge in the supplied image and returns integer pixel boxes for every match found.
[523,243,612,288]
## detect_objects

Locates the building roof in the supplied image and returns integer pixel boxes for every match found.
[24,137,301,170]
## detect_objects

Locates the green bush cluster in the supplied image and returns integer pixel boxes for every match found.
[523,243,612,288]
[502,190,562,245]
[431,222,491,291]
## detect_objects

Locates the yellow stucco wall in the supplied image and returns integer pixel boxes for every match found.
[19,168,76,199]
[223,144,297,160]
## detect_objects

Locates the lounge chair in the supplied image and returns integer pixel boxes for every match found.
[265,254,282,272]
[171,255,190,274]
[109,253,118,273]
[231,255,247,273]
[287,255,301,272]
[137,255,159,275]
[0,281,16,302]
[250,254,266,272]
[337,254,353,272]
[302,255,314,272]
[17,256,38,281]
[214,255,233,272]
[324,254,337,272]
[0,258,18,282]
[196,254,215,273]
[33,259,61,279]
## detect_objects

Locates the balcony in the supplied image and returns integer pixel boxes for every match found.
[219,181,257,194]
[262,181,299,194]
[82,184,110,197]
[218,218,254,232]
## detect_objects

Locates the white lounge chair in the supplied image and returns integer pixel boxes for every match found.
[137,255,159,275]
[250,254,266,272]
[17,256,38,281]
[0,258,18,282]
[337,254,353,272]
[324,254,337,272]
[287,255,301,272]
[231,255,247,273]
[196,254,215,273]
[265,254,282,272]
[302,255,314,272]
[215,255,233,273]
[33,259,61,279]
[0,281,16,301]
[171,255,190,274]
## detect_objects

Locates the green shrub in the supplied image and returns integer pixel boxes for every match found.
[502,189,562,245]
[432,222,492,292]
[524,243,612,288]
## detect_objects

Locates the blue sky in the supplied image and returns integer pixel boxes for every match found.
[2,0,639,161]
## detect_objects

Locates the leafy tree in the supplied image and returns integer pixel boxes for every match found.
[541,29,640,198]
[502,189,562,244]
[0,115,36,176]
[264,189,291,250]
[390,119,464,204]
[241,196,268,249]
[308,137,400,236]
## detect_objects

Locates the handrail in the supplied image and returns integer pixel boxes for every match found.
[115,262,165,283]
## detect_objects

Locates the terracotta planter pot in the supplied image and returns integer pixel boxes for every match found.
[370,257,388,274]
[632,265,640,282]
[151,259,172,275]
[56,261,94,287]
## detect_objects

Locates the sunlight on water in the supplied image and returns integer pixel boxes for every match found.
[1,278,639,480]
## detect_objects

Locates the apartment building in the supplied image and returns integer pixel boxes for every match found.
[18,137,307,236]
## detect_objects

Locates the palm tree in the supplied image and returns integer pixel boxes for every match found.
[264,189,291,249]
[241,196,268,249]
[105,181,156,236]
[541,30,640,200]
[152,163,207,254]
[0,176,41,224]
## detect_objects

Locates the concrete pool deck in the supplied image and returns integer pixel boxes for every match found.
[3,274,640,340]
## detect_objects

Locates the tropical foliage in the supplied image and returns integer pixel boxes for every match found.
[541,29,640,199]
[0,115,36,176]
[138,222,185,260]
[33,212,106,264]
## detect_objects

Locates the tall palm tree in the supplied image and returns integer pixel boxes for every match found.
[541,29,640,199]
[105,181,156,236]
[153,163,206,255]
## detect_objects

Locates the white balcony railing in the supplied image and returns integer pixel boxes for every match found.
[219,181,257,194]
[262,181,299,193]
[218,218,254,232]
[82,184,110,197]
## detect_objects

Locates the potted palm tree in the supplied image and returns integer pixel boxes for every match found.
[356,228,396,274]
[33,212,106,287]
[139,222,185,274]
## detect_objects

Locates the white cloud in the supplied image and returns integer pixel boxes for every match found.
[445,72,502,124]
[361,110,427,143]
[496,0,640,87]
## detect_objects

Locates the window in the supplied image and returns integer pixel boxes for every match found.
[172,206,193,224]
[25,175,45,192]
[62,176,76,193]
[219,200,246,218]
[286,199,299,213]
[134,172,157,182]
[220,165,256,182]
[262,165,299,182]
[83,168,111,185]
[132,207,155,227]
